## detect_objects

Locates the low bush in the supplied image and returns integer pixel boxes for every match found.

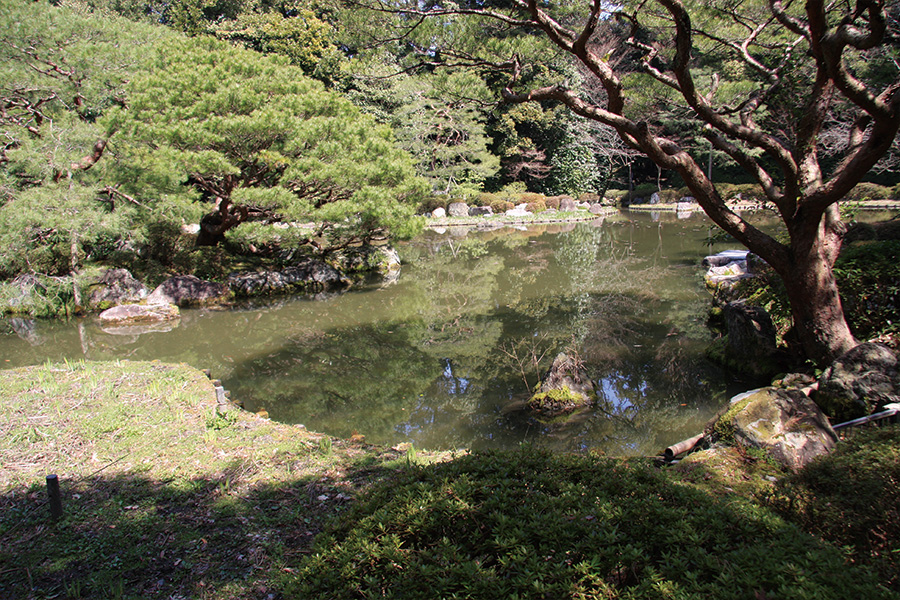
[0,272,96,317]
[629,183,658,203]
[418,195,448,214]
[577,192,601,205]
[716,182,766,202]
[525,199,548,213]
[843,182,894,202]
[833,240,900,341]
[475,192,500,208]
[489,199,514,214]
[770,424,900,590]
[545,195,561,210]
[288,448,890,599]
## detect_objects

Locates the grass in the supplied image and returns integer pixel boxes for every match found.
[0,360,450,599]
[2,361,898,599]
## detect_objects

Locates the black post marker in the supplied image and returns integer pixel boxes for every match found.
[47,474,62,521]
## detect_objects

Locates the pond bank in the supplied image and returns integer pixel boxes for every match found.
[2,360,896,598]
[0,360,454,599]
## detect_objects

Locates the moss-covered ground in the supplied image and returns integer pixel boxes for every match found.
[1,361,897,599]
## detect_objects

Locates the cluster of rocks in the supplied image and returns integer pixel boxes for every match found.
[429,199,609,219]
[692,341,899,471]
[630,191,698,206]
[702,249,752,287]
[94,260,350,329]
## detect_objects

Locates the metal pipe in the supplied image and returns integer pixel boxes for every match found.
[664,433,705,462]
[832,404,900,430]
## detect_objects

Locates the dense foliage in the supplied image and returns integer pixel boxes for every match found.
[290,447,893,599]
[0,0,426,286]
[772,424,900,590]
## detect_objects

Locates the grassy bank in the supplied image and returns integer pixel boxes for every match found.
[0,360,449,599]
[2,361,897,599]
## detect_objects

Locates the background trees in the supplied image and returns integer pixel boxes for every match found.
[0,0,427,283]
[344,0,900,364]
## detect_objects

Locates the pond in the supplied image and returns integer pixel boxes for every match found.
[0,211,762,455]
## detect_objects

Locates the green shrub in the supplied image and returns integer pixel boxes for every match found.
[288,448,891,599]
[843,182,894,202]
[545,195,561,209]
[475,192,500,207]
[418,195,448,214]
[833,240,900,340]
[577,192,601,205]
[518,192,546,204]
[630,183,657,202]
[0,273,84,317]
[497,182,528,202]
[525,199,547,213]
[489,199,514,214]
[770,424,900,590]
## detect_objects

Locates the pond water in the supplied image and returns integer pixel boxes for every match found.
[0,211,764,455]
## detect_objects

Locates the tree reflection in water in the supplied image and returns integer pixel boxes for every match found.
[0,216,743,455]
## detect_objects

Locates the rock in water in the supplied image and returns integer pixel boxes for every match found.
[99,303,180,325]
[527,353,596,418]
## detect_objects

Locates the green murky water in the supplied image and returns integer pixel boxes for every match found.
[1,211,759,454]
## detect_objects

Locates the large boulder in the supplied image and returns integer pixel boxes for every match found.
[147,275,229,307]
[815,343,900,422]
[447,202,469,217]
[558,196,577,211]
[431,207,446,218]
[87,268,147,310]
[99,302,180,325]
[505,207,532,218]
[711,387,837,471]
[228,259,347,297]
[527,353,596,418]
[469,205,493,216]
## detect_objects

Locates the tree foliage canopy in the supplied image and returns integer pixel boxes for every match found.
[0,0,426,278]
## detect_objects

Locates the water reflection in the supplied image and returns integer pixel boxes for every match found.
[1,213,753,455]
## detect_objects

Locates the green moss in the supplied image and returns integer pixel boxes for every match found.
[529,385,582,407]
[712,394,755,442]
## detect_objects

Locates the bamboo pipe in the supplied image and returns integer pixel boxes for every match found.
[664,433,704,462]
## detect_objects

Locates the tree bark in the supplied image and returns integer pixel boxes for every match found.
[775,204,857,364]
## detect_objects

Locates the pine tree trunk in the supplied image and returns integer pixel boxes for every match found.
[781,256,856,365]
[777,206,857,365]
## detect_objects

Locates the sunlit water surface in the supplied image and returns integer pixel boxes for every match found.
[1,211,768,455]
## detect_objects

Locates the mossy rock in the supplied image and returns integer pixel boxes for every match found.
[709,387,837,471]
[527,385,594,418]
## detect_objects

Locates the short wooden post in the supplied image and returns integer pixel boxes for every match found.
[47,474,62,520]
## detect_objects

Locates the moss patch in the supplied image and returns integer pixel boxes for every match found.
[527,385,593,417]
